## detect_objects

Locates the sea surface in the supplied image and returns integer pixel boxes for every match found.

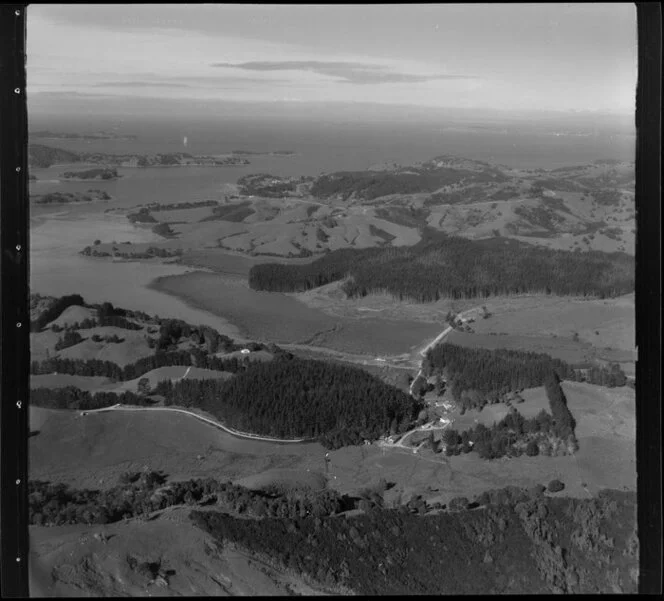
[29,114,635,213]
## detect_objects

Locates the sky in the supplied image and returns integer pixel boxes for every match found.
[27,4,637,117]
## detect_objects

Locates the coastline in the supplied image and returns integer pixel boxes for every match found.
[147,273,248,342]
[149,270,436,356]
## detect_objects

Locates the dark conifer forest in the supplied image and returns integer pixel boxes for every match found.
[423,343,626,409]
[155,356,422,448]
[249,234,634,301]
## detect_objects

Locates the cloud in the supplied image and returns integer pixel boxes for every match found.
[212,60,479,84]
[92,81,194,89]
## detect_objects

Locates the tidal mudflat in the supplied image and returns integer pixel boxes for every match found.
[152,270,435,355]
[30,213,244,339]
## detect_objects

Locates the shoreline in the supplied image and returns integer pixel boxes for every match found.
[147,273,249,342]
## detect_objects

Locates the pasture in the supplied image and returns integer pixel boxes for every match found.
[29,407,327,491]
[111,366,234,393]
[445,330,595,364]
[30,374,116,392]
[53,327,154,367]
[325,381,635,506]
[29,506,320,597]
[235,468,328,493]
[28,379,634,515]
[48,305,97,327]
[471,293,635,352]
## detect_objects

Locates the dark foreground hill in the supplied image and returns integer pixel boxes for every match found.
[28,467,637,595]
[193,488,637,595]
[249,232,634,301]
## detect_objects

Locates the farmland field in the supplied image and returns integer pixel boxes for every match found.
[470,293,635,351]
[29,506,326,597]
[29,407,327,491]
[445,329,635,375]
[424,381,635,502]
[30,378,634,511]
[445,330,597,364]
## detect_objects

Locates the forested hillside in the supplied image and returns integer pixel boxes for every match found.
[309,159,508,201]
[249,233,634,301]
[193,489,637,595]
[154,355,421,448]
[28,143,81,168]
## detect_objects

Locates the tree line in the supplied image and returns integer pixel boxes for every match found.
[30,386,149,411]
[153,355,422,448]
[249,233,634,302]
[440,372,577,460]
[28,471,353,527]
[423,343,626,410]
[30,350,251,382]
[54,330,84,351]
[30,293,85,332]
[191,487,636,595]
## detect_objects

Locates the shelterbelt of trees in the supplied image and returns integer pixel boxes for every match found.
[249,233,634,302]
[154,355,422,449]
[423,343,627,410]
[440,372,578,460]
[30,350,252,382]
[30,386,149,410]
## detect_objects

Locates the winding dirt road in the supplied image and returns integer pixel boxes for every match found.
[409,306,483,396]
[80,404,310,444]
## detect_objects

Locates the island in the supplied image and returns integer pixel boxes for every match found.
[61,168,120,181]
[28,143,251,169]
[31,130,138,141]
[231,149,296,157]
[32,189,111,205]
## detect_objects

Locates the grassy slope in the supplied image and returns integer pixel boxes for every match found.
[29,380,634,506]
[29,507,327,597]
[29,407,327,491]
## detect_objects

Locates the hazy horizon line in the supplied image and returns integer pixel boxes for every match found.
[27,93,635,120]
